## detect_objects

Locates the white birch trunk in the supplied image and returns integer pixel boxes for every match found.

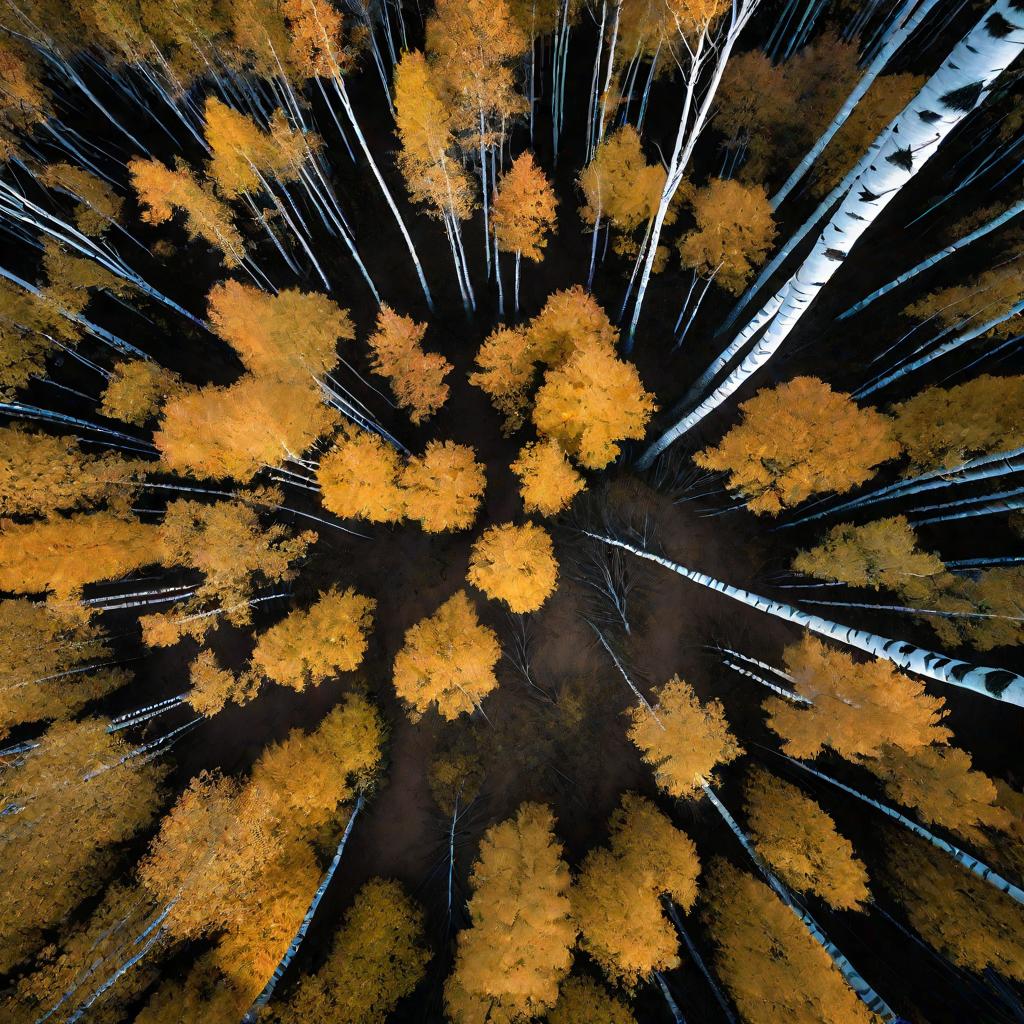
[702,782,898,1021]
[244,794,364,1018]
[784,444,1024,527]
[781,754,1024,906]
[839,196,1024,319]
[771,0,942,208]
[585,533,1024,706]
[639,3,1024,461]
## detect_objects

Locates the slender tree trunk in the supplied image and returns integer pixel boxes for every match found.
[653,972,686,1024]
[840,196,1024,320]
[780,754,1024,906]
[640,5,1024,460]
[722,658,809,703]
[330,76,433,309]
[783,444,1024,528]
[244,794,364,1019]
[665,902,739,1024]
[514,251,522,316]
[702,782,898,1021]
[771,0,941,208]
[584,533,1024,706]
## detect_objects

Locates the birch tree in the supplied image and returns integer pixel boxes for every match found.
[703,859,882,1024]
[639,3,1024,462]
[392,590,501,720]
[444,802,575,1023]
[318,424,405,523]
[573,793,699,988]
[467,522,559,613]
[511,439,586,516]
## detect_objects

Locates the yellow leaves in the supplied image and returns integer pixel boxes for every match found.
[579,126,665,234]
[284,0,349,79]
[394,50,476,221]
[573,793,699,989]
[793,516,946,599]
[677,178,776,294]
[510,439,585,516]
[157,498,314,625]
[905,265,1024,340]
[695,376,901,514]
[770,634,950,765]
[1,719,166,972]
[366,304,451,424]
[0,512,161,598]
[204,97,307,199]
[38,163,123,236]
[865,744,1009,848]
[318,424,405,523]
[891,374,1024,473]
[283,878,430,1024]
[492,151,558,260]
[467,521,558,612]
[187,649,259,718]
[250,586,376,691]
[208,279,353,383]
[743,766,870,911]
[156,374,340,482]
[392,590,500,720]
[445,802,574,1023]
[548,976,636,1024]
[129,156,245,267]
[627,676,741,799]
[766,636,950,762]
[883,830,1024,983]
[533,340,655,469]
[0,425,142,518]
[400,440,486,533]
[703,859,882,1024]
[99,359,190,425]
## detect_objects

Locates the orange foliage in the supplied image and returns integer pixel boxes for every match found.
[573,793,699,988]
[99,359,191,425]
[208,279,353,383]
[744,766,870,911]
[250,586,375,691]
[695,377,901,514]
[156,374,339,481]
[703,859,881,1024]
[400,440,486,532]
[628,675,742,798]
[318,424,405,523]
[765,635,950,761]
[467,521,559,612]
[444,803,574,1022]
[366,304,451,424]
[510,439,585,516]
[187,648,259,718]
[392,590,500,720]
[130,156,245,267]
[492,151,558,260]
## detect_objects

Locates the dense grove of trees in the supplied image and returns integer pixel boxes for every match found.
[0,0,1022,1023]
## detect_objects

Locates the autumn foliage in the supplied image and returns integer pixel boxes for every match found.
[445,802,574,1023]
[467,521,559,612]
[392,590,501,720]
[510,439,586,516]
[695,377,901,514]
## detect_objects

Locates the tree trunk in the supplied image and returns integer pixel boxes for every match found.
[702,782,898,1021]
[771,0,941,208]
[244,793,365,1020]
[665,902,739,1023]
[585,534,1024,706]
[839,196,1024,320]
[722,658,809,703]
[639,3,1024,461]
[783,444,1024,528]
[780,754,1024,906]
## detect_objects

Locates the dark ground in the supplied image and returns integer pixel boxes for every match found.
[5,5,1024,1023]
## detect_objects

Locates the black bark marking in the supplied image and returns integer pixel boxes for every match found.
[858,188,881,202]
[886,146,914,170]
[823,248,846,262]
[918,109,942,123]
[985,11,1015,37]
[846,211,866,221]
[983,670,1014,696]
[940,82,984,111]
